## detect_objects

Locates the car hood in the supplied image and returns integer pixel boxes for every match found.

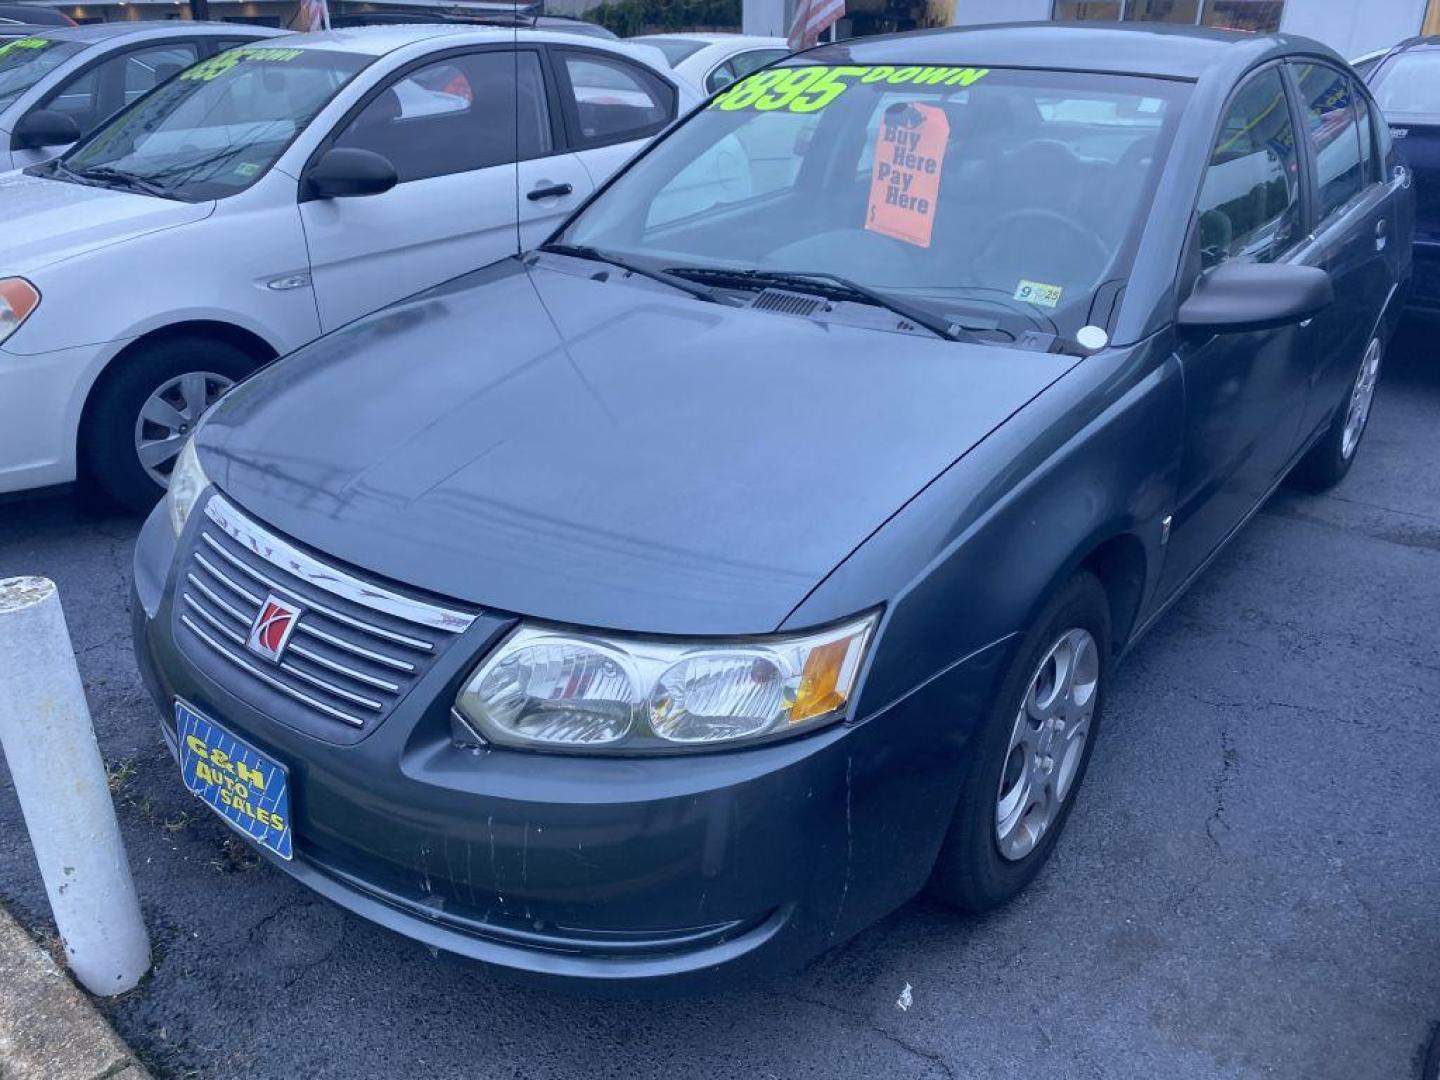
[201,259,1077,635]
[0,170,212,275]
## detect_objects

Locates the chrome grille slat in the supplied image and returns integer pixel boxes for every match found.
[186,572,254,627]
[194,551,263,606]
[174,495,478,732]
[291,620,416,674]
[200,532,434,653]
[180,614,367,728]
[277,660,385,711]
[284,642,402,693]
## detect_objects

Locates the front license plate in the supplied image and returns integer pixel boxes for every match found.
[175,699,293,860]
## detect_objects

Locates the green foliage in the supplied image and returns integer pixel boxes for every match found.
[587,0,742,37]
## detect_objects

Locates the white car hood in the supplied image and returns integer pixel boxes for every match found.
[0,170,212,275]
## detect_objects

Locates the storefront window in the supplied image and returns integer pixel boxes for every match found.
[1124,0,1200,22]
[1051,0,1283,29]
[1054,1,1122,18]
[1201,0,1283,31]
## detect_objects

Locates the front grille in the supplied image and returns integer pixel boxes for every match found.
[175,493,476,729]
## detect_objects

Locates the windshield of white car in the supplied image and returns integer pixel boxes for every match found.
[643,37,708,67]
[558,64,1189,343]
[1370,48,1440,115]
[57,46,370,201]
[0,36,83,110]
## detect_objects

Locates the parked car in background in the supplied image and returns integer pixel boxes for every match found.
[635,31,788,93]
[329,11,619,39]
[0,3,74,25]
[132,24,1410,988]
[0,26,698,510]
[1351,48,1389,79]
[1366,36,1439,313]
[0,22,285,173]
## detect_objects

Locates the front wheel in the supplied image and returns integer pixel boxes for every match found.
[929,572,1110,912]
[83,335,258,512]
[1290,333,1382,492]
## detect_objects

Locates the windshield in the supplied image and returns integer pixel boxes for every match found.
[59,46,369,201]
[0,35,83,110]
[559,63,1189,342]
[1371,49,1440,115]
[643,38,707,67]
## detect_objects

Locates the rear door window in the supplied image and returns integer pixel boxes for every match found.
[1292,61,1364,224]
[1195,66,1302,270]
[555,49,673,148]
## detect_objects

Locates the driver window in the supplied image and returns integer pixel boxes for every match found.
[1195,66,1301,271]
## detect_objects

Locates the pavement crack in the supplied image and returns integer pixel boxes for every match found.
[783,991,957,1080]
[1204,722,1237,850]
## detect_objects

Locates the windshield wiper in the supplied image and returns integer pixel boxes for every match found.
[667,267,980,343]
[65,163,173,199]
[538,243,737,306]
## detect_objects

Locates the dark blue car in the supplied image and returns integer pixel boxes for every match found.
[1367,36,1440,313]
[133,22,1413,988]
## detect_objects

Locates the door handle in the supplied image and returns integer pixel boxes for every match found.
[527,182,573,201]
[1376,218,1388,251]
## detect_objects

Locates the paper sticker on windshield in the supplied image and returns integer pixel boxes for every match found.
[1015,280,1063,308]
[0,37,51,60]
[710,65,988,113]
[865,102,948,249]
[180,46,304,82]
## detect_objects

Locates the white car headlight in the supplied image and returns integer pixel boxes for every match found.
[166,436,211,537]
[455,613,878,754]
[0,278,40,346]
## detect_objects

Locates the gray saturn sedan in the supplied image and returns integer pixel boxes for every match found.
[132,22,1412,988]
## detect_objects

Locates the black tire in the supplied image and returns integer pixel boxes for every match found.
[1289,332,1383,493]
[929,571,1111,912]
[82,334,260,513]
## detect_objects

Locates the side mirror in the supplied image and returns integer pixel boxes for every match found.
[304,147,398,200]
[12,109,81,151]
[1177,261,1334,334]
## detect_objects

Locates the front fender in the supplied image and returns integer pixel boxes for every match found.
[785,335,1184,721]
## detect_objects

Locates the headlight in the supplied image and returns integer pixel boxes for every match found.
[0,278,40,346]
[454,613,878,754]
[166,436,210,537]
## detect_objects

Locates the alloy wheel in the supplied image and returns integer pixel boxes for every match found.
[1341,337,1382,462]
[134,370,234,487]
[995,627,1099,862]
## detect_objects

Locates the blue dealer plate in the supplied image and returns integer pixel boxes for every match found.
[175,700,293,860]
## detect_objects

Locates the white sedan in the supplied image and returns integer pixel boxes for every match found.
[0,26,698,509]
[633,33,788,95]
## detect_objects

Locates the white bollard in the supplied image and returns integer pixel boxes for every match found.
[0,576,150,996]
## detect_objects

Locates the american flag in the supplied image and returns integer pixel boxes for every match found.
[297,0,329,32]
[788,0,844,50]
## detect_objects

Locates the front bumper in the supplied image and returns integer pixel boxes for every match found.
[132,495,1009,988]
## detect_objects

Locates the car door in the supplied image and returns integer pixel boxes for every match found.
[551,46,678,191]
[300,47,577,332]
[1159,64,1321,598]
[12,39,203,169]
[1288,61,1396,440]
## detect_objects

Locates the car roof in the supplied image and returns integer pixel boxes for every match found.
[280,23,673,64]
[32,20,284,44]
[799,22,1341,82]
[1386,35,1440,55]
[638,33,786,46]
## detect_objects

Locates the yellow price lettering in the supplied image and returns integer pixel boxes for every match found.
[710,65,990,113]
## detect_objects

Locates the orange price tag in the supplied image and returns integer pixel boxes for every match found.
[865,102,949,249]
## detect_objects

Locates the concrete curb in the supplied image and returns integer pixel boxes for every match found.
[0,904,152,1080]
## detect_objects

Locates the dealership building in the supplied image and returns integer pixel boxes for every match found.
[744,0,1440,61]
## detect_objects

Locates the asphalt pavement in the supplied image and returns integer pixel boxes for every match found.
[1,322,1437,1080]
